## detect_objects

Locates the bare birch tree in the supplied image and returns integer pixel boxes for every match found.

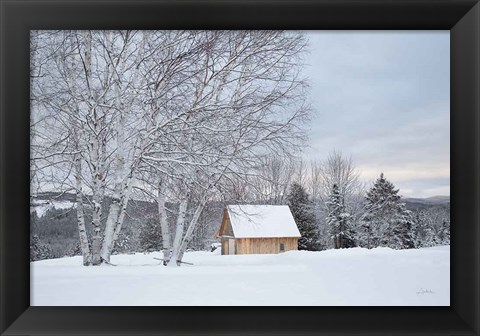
[140,31,309,266]
[31,30,310,266]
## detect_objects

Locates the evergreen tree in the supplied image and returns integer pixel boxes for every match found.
[413,212,426,248]
[138,217,163,252]
[439,219,450,245]
[358,220,373,249]
[326,184,355,248]
[64,241,82,257]
[113,231,131,254]
[361,173,397,247]
[287,183,318,250]
[413,209,440,248]
[361,173,414,249]
[391,205,415,249]
[30,234,52,261]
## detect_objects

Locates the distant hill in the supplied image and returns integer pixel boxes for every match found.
[403,195,450,211]
[424,196,450,203]
[404,195,450,205]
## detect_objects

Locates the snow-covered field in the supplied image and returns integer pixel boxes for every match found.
[31,246,449,306]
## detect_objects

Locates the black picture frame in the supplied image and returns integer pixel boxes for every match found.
[1,0,478,335]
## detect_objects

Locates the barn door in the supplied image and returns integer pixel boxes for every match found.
[228,239,235,255]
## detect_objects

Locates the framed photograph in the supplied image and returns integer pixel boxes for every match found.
[1,0,478,335]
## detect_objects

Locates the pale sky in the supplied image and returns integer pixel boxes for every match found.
[303,31,450,198]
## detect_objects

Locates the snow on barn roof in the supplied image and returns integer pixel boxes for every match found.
[227,205,301,238]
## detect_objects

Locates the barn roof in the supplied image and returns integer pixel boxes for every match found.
[226,205,301,238]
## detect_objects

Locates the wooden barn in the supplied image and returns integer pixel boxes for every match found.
[215,205,301,255]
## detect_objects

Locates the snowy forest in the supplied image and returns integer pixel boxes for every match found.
[30,30,450,265]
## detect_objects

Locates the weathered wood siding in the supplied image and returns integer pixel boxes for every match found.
[221,237,227,255]
[219,209,299,255]
[221,237,238,255]
[235,237,298,254]
[220,210,235,255]
[219,209,234,236]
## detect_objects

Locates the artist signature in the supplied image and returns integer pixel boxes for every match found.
[416,288,435,295]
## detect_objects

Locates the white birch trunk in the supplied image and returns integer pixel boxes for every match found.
[167,195,188,267]
[100,57,126,262]
[177,199,208,263]
[91,127,107,265]
[157,181,171,265]
[104,140,148,262]
[111,170,134,252]
[90,162,103,264]
[100,190,121,262]
[83,30,104,266]
[101,31,146,263]
[90,138,103,266]
[101,165,135,262]
[68,31,91,266]
[75,152,91,265]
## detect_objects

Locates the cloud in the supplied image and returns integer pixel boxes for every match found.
[302,31,450,197]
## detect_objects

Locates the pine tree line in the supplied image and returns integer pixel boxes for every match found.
[30,234,53,261]
[31,173,449,261]
[287,173,450,251]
